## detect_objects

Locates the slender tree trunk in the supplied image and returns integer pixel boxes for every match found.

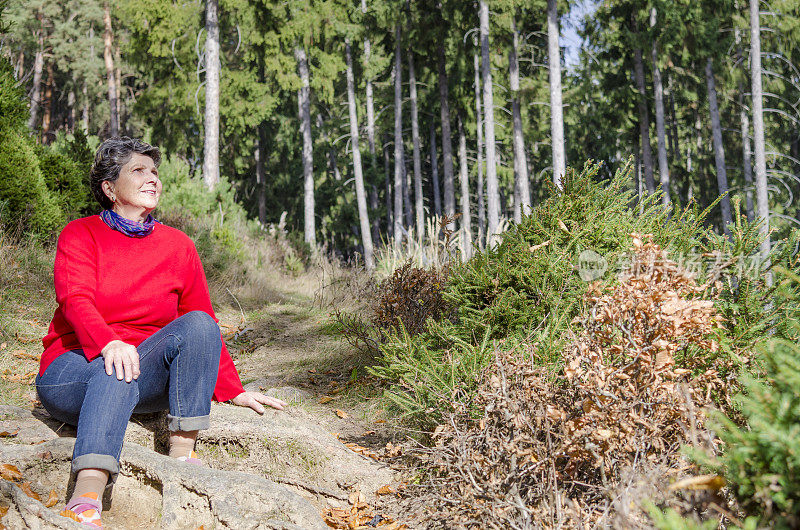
[430,121,442,218]
[203,0,220,189]
[547,0,566,189]
[114,45,122,133]
[457,114,473,259]
[14,49,23,80]
[345,39,375,268]
[667,73,679,170]
[705,58,733,237]
[734,1,755,223]
[28,20,44,131]
[393,27,404,245]
[408,52,424,239]
[41,61,54,140]
[651,8,670,206]
[480,1,500,243]
[403,154,412,228]
[362,0,380,244]
[750,0,770,266]
[384,134,393,239]
[633,46,656,194]
[739,83,755,222]
[295,46,315,246]
[437,44,456,228]
[474,51,486,249]
[68,89,76,133]
[255,123,267,225]
[509,14,531,219]
[103,3,119,137]
[82,81,89,133]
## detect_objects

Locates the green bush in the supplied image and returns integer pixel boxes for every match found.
[0,129,64,235]
[37,132,95,219]
[371,161,798,428]
[691,281,800,528]
[0,56,26,132]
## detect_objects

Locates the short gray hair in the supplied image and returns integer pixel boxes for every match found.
[90,137,161,210]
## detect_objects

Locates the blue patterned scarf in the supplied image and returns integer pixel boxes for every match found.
[100,209,158,238]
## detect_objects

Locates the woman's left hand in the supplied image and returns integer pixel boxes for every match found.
[230,391,288,414]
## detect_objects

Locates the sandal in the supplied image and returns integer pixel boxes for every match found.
[60,491,103,528]
[176,450,203,466]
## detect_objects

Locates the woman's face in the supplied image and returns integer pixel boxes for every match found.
[103,153,162,221]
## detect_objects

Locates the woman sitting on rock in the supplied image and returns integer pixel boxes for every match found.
[36,136,287,528]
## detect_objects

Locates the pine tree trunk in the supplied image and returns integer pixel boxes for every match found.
[510,14,531,218]
[705,58,733,237]
[68,89,76,133]
[457,114,473,259]
[384,133,393,238]
[667,73,679,168]
[295,45,316,246]
[547,0,566,189]
[633,45,656,194]
[474,51,486,249]
[255,123,267,225]
[82,81,89,133]
[345,39,375,268]
[203,0,220,189]
[651,8,670,206]
[408,52,424,239]
[103,3,119,138]
[41,61,54,140]
[114,45,122,133]
[430,121,442,218]
[28,20,44,131]
[750,0,770,263]
[403,154,412,228]
[393,27,404,245]
[739,83,755,222]
[480,0,500,243]
[437,44,456,228]
[369,185,380,245]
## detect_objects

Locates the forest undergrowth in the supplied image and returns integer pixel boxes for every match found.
[333,161,800,528]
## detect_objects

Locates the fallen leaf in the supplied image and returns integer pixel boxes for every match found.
[558,219,570,233]
[0,430,19,438]
[19,482,40,501]
[375,485,395,495]
[0,505,7,515]
[334,409,348,419]
[0,464,22,481]
[373,419,387,424]
[362,430,376,436]
[44,489,58,508]
[307,368,317,374]
[319,396,335,404]
[668,474,726,491]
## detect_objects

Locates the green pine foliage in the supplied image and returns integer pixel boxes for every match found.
[36,131,96,219]
[0,128,65,235]
[699,307,800,527]
[371,161,798,428]
[0,56,26,132]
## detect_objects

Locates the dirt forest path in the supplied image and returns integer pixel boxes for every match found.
[0,290,409,529]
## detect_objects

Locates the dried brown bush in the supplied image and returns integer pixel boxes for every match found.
[372,261,451,336]
[409,234,741,528]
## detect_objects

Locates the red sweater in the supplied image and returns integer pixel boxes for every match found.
[40,215,245,402]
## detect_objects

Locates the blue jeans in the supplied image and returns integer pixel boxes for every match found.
[36,311,222,476]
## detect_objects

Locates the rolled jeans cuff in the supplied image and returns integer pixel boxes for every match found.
[72,453,119,477]
[167,414,209,431]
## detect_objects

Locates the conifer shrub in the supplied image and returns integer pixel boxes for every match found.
[371,161,798,428]
[0,130,64,235]
[36,141,93,219]
[691,284,800,528]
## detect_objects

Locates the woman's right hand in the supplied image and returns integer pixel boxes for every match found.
[101,340,140,382]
